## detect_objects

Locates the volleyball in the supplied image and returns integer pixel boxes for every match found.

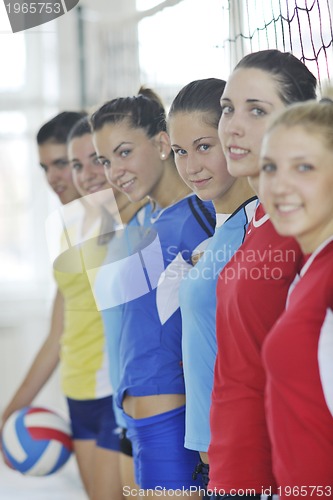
[1,406,73,476]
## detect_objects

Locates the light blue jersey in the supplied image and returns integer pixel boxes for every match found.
[180,197,257,452]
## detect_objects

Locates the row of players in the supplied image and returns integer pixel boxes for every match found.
[1,49,333,499]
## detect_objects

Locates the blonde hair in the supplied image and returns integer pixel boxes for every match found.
[265,89,333,151]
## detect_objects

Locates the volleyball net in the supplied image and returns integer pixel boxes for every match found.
[221,0,333,86]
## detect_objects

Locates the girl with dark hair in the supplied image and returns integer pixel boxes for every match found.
[37,111,86,204]
[208,50,317,499]
[91,87,215,496]
[259,98,333,497]
[1,111,85,467]
[167,78,257,490]
[61,116,144,499]
[70,118,152,492]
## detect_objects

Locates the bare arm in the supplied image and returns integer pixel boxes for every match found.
[1,289,64,427]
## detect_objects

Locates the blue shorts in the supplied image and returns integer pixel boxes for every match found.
[67,395,120,451]
[123,405,201,490]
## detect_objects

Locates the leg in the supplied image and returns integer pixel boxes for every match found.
[73,438,95,495]
[120,452,138,489]
[69,396,122,498]
[120,453,139,497]
[90,446,123,500]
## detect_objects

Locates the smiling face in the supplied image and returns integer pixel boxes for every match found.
[38,141,80,204]
[93,120,167,203]
[169,111,235,208]
[68,133,110,198]
[218,67,285,193]
[259,124,333,253]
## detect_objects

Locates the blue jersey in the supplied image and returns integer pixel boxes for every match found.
[180,197,257,452]
[94,204,153,427]
[115,195,215,408]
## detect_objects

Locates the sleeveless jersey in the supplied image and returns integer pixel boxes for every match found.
[54,221,112,400]
[180,197,257,452]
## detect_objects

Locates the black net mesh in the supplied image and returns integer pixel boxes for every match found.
[220,0,333,85]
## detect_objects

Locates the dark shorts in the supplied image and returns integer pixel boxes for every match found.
[193,459,210,489]
[67,395,120,451]
[192,460,222,499]
[119,427,133,457]
[194,462,275,500]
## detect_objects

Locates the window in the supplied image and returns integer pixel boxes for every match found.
[0,21,60,292]
[137,0,229,103]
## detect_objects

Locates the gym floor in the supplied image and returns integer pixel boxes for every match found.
[0,455,87,499]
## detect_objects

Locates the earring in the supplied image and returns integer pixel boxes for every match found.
[161,153,166,160]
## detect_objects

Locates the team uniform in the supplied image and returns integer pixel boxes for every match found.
[180,197,257,486]
[115,195,215,489]
[209,203,303,495]
[93,204,153,450]
[53,215,119,451]
[263,237,333,498]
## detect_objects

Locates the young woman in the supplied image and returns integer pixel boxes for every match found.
[208,50,317,498]
[67,117,150,496]
[167,78,257,489]
[0,111,84,461]
[38,111,85,205]
[61,116,130,500]
[90,137,153,490]
[259,98,333,498]
[91,87,216,496]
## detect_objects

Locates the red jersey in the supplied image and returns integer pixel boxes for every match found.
[209,203,302,493]
[263,237,333,499]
